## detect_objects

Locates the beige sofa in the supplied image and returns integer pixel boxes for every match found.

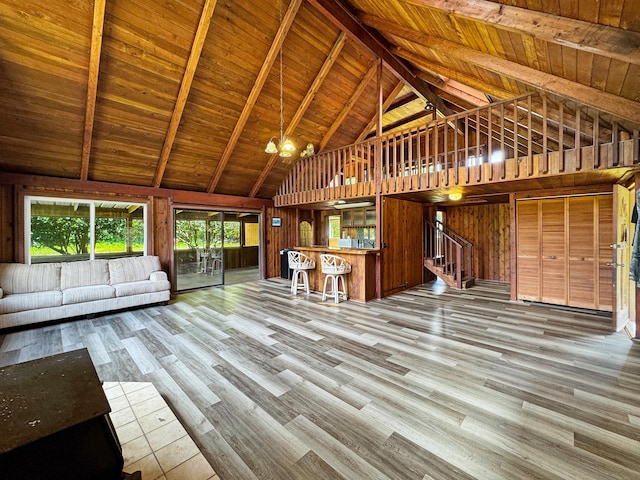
[0,256,170,330]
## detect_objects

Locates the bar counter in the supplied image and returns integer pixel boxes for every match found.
[294,246,379,302]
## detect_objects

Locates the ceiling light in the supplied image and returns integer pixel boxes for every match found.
[264,0,296,159]
[300,143,315,158]
[334,201,374,210]
[449,193,462,201]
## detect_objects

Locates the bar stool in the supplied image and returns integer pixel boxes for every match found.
[209,249,222,274]
[287,251,316,295]
[320,254,351,304]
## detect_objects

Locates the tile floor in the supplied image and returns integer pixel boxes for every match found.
[103,381,218,480]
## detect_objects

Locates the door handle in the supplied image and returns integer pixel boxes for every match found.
[610,242,627,249]
[607,262,625,267]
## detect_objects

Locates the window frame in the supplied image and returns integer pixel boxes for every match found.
[25,195,148,264]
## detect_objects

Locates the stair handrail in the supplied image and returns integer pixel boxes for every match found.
[425,220,462,288]
[425,220,473,289]
[434,219,471,247]
[435,219,473,279]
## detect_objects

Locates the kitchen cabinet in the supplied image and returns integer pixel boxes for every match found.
[342,207,377,227]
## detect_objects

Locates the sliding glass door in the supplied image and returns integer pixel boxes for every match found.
[174,209,260,291]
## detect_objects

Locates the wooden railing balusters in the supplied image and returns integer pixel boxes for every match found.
[542,93,548,174]
[593,110,600,168]
[488,106,494,181]
[275,92,638,208]
[476,109,482,183]
[513,99,519,178]
[575,105,582,170]
[500,104,506,179]
[434,121,439,188]
[444,119,450,186]
[558,100,565,172]
[612,121,619,167]
[527,95,533,176]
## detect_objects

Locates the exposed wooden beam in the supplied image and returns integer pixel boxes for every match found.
[401,49,515,98]
[249,32,347,198]
[387,92,419,112]
[381,110,432,134]
[206,0,302,194]
[249,35,346,198]
[319,61,378,151]
[152,0,218,188]
[79,0,106,181]
[402,0,640,66]
[363,14,640,125]
[306,0,452,116]
[249,33,347,198]
[0,172,272,209]
[356,81,405,142]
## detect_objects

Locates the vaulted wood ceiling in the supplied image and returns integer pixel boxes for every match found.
[1,0,638,199]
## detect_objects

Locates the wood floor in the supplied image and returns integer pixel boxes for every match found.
[1,279,639,480]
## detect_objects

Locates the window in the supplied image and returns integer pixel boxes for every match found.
[223,221,240,247]
[328,215,341,247]
[244,223,259,247]
[26,196,147,263]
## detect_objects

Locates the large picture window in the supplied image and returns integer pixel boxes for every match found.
[26,196,147,263]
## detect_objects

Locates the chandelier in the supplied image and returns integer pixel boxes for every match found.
[265,0,296,158]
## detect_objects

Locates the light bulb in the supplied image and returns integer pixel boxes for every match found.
[281,138,296,152]
[265,139,278,154]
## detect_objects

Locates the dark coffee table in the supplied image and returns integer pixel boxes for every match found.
[0,348,125,480]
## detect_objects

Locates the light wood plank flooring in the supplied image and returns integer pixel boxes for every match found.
[1,279,639,480]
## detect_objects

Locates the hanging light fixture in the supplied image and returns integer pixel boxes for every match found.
[265,0,295,158]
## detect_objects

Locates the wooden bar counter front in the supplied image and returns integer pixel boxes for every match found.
[294,246,379,302]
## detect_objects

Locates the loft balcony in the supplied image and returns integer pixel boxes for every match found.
[274,92,640,207]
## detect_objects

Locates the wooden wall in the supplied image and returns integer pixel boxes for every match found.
[0,174,274,286]
[382,197,423,295]
[264,207,298,279]
[443,203,511,282]
[0,184,14,263]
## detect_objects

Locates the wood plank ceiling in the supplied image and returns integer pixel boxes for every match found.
[0,0,638,199]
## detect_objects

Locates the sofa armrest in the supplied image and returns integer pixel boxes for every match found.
[0,287,3,299]
[149,271,168,282]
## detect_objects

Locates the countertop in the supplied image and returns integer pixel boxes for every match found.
[295,246,379,255]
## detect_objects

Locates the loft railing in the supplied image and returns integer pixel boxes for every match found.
[275,92,640,207]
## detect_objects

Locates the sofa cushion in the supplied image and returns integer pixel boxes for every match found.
[113,279,171,297]
[109,256,162,284]
[0,291,63,314]
[0,263,61,294]
[62,285,116,305]
[61,260,110,290]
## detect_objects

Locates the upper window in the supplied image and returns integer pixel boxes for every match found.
[26,196,147,263]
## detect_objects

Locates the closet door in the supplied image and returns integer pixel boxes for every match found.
[567,197,596,309]
[516,200,541,301]
[540,198,566,305]
[598,195,614,311]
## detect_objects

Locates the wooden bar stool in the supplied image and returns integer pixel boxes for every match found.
[320,254,351,303]
[287,251,316,295]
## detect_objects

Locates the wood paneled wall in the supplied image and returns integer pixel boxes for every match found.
[443,203,511,282]
[382,197,423,295]
[0,184,14,263]
[0,174,274,286]
[152,196,172,274]
[264,207,298,279]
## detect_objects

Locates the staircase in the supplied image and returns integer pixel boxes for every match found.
[424,220,475,289]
